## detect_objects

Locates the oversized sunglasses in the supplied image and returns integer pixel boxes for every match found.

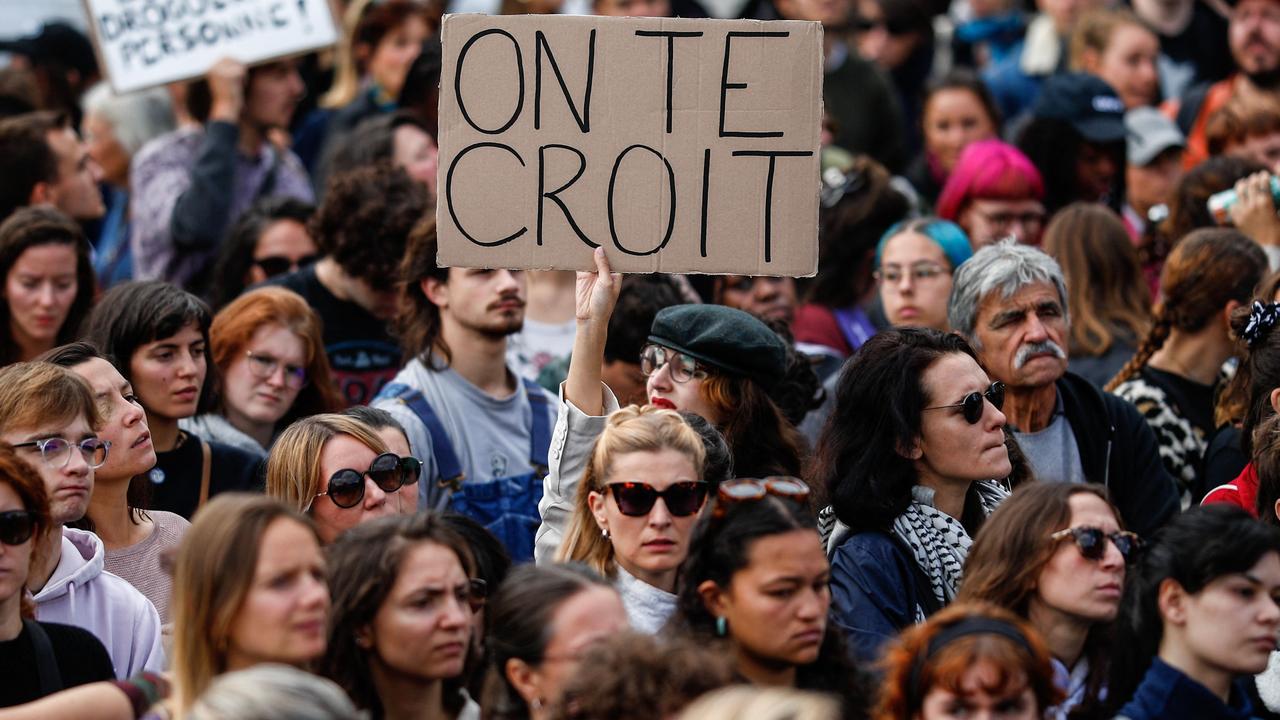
[0,510,35,545]
[923,382,1005,424]
[1050,526,1142,562]
[606,481,709,517]
[253,254,318,278]
[713,476,810,518]
[314,452,406,509]
[12,437,110,469]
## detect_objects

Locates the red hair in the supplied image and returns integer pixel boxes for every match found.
[210,287,343,421]
[876,602,1062,720]
[936,140,1045,222]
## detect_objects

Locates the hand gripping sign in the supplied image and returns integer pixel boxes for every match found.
[85,0,338,93]
[438,14,823,276]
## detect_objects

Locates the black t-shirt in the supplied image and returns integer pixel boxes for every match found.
[0,621,114,707]
[149,433,263,520]
[1160,3,1233,87]
[263,266,401,406]
[1141,366,1216,438]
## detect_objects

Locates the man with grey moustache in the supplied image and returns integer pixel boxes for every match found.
[948,241,1178,537]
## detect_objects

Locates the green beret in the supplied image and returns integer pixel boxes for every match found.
[648,304,787,388]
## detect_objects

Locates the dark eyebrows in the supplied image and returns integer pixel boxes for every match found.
[989,308,1024,328]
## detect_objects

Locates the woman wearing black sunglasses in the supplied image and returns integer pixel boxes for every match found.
[812,327,1012,664]
[958,482,1135,718]
[1105,505,1280,719]
[265,414,408,544]
[557,405,708,634]
[669,477,871,718]
[321,513,483,720]
[0,443,115,707]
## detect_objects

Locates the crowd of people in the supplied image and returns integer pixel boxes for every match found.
[5,0,1280,717]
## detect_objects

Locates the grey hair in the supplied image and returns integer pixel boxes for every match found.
[947,239,1070,345]
[187,664,366,720]
[80,82,174,157]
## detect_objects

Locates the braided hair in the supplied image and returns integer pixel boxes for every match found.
[1105,228,1265,392]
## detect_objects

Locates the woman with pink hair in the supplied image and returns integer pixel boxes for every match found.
[937,140,1047,248]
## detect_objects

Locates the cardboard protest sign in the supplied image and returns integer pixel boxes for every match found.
[84,0,338,93]
[438,14,822,276]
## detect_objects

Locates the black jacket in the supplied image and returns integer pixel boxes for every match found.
[1057,371,1179,538]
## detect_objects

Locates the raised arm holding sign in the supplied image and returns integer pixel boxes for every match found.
[437,14,824,277]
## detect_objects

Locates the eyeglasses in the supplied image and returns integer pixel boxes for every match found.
[245,352,309,390]
[0,510,35,545]
[11,437,110,469]
[314,452,406,509]
[640,344,708,384]
[253,254,318,278]
[1050,526,1142,562]
[712,477,810,518]
[874,262,950,285]
[606,481,709,517]
[923,382,1005,424]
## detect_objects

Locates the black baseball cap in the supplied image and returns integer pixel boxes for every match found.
[0,22,98,77]
[1032,73,1127,144]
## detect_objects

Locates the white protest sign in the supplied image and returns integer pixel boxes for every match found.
[437,14,823,276]
[83,0,339,93]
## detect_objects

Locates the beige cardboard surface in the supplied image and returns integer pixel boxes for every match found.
[83,0,338,93]
[438,14,822,276]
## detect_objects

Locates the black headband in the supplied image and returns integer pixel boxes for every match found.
[907,617,1037,708]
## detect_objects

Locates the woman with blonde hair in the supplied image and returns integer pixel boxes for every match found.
[266,414,410,544]
[556,405,706,633]
[182,287,342,454]
[169,493,329,717]
[677,687,840,720]
[1040,202,1153,389]
[1069,9,1160,109]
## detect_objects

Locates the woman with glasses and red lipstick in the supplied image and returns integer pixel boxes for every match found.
[812,327,1012,664]
[535,248,803,564]
[266,413,417,544]
[1106,505,1280,720]
[669,477,871,718]
[183,287,342,455]
[321,513,484,720]
[0,443,115,707]
[557,405,708,633]
[958,482,1137,718]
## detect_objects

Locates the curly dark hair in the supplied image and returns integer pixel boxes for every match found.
[762,315,824,427]
[810,327,978,532]
[312,162,429,287]
[670,492,873,720]
[0,206,95,365]
[207,196,315,311]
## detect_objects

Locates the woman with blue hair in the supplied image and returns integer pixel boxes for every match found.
[875,217,973,331]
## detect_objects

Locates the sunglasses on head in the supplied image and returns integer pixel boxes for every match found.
[315,452,407,509]
[253,254,318,278]
[712,476,810,518]
[923,382,1005,424]
[1050,526,1142,562]
[606,481,709,517]
[0,510,35,546]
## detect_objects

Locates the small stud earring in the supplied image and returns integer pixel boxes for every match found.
[601,527,610,539]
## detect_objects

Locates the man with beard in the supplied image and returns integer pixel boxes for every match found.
[948,241,1178,537]
[373,220,555,561]
[1166,0,1280,168]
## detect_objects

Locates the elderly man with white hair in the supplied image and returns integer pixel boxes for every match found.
[948,240,1178,536]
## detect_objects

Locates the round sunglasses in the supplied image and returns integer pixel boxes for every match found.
[0,510,35,545]
[1050,526,1142,562]
[712,476,810,518]
[922,381,1005,424]
[606,481,709,517]
[315,452,408,509]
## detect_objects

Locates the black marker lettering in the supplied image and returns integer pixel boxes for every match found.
[538,144,596,248]
[719,31,788,139]
[731,150,813,262]
[535,29,595,133]
[607,144,676,257]
[445,142,528,247]
[635,30,703,134]
[455,29,525,135]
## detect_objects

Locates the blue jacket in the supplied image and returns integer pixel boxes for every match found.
[829,530,934,664]
[1118,658,1253,720]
